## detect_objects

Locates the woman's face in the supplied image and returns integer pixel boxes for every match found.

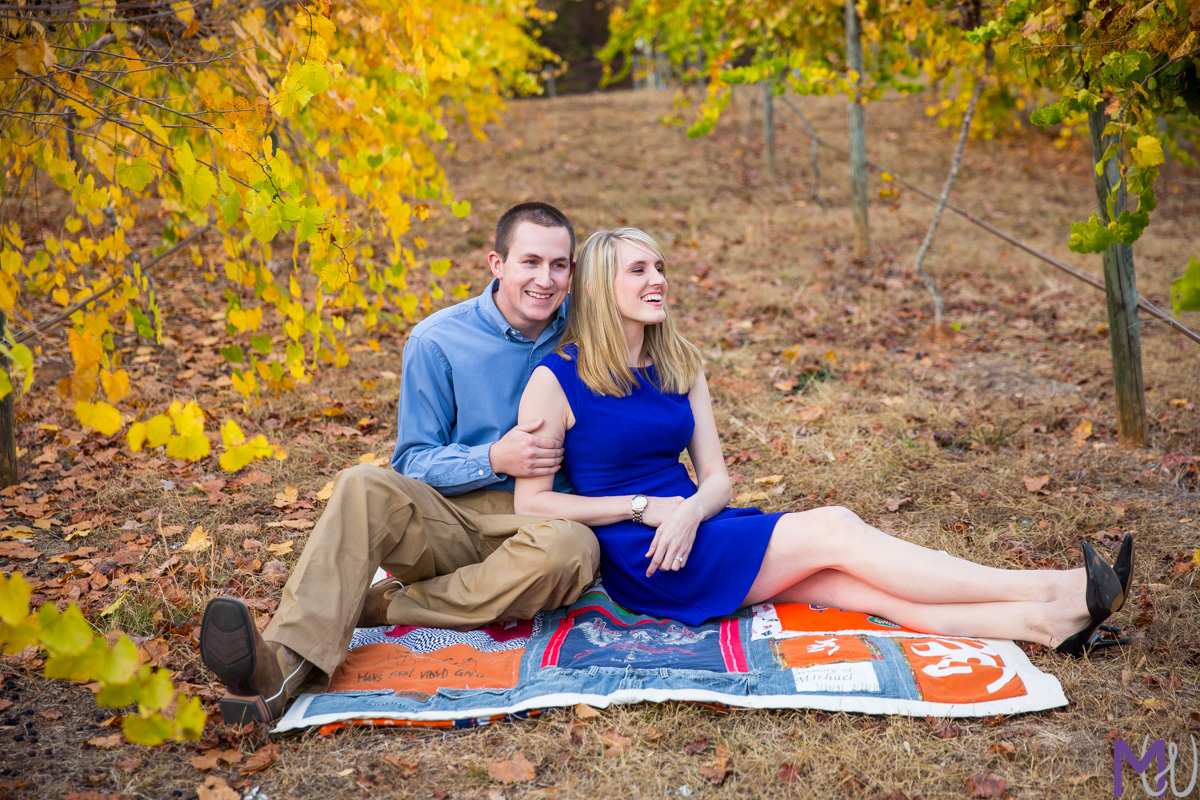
[612,239,667,328]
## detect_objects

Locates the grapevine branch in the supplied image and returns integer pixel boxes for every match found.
[778,95,828,209]
[776,93,1200,349]
[13,227,211,346]
[911,77,984,324]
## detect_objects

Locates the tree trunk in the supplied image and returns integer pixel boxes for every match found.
[1088,107,1147,448]
[0,312,18,487]
[845,0,869,255]
[912,79,984,325]
[762,81,776,176]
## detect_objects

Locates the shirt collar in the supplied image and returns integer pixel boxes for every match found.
[479,278,568,343]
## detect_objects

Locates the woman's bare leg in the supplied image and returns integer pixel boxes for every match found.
[744,506,1084,608]
[758,569,1091,647]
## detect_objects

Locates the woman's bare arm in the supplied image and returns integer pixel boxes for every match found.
[513,366,643,526]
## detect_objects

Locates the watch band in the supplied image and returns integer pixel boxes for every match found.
[631,494,647,524]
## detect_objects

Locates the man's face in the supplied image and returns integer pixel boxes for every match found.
[488,221,572,339]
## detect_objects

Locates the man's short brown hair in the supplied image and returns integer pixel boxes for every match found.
[494,202,575,262]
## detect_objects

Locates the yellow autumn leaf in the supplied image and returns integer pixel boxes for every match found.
[69,329,103,373]
[219,435,273,472]
[145,414,172,448]
[169,400,206,438]
[231,370,257,398]
[166,433,210,462]
[220,419,246,446]
[100,368,131,403]
[1132,135,1165,169]
[75,401,122,436]
[127,421,148,452]
[179,526,212,553]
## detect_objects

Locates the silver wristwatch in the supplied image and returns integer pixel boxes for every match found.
[631,494,648,524]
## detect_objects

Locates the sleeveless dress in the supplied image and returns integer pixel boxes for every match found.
[540,346,784,625]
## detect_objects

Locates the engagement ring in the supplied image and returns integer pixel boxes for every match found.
[674,556,684,562]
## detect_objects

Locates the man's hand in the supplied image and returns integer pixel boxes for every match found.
[489,419,564,478]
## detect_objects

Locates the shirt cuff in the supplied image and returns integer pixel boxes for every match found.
[467,443,501,485]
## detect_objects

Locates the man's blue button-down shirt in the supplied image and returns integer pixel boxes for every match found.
[391,279,572,496]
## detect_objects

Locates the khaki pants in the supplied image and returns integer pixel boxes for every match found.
[264,464,600,677]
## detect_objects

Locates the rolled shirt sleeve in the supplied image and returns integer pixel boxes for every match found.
[391,332,503,495]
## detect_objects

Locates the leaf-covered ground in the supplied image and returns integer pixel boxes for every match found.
[2,88,1199,799]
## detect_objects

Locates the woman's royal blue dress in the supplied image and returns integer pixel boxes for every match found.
[539,346,783,625]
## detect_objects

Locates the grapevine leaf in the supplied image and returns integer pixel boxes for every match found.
[75,401,123,436]
[123,711,175,746]
[0,572,31,625]
[1132,136,1165,168]
[1172,257,1200,313]
[38,604,93,656]
[115,158,155,191]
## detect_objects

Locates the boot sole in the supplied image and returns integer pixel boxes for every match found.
[218,695,272,726]
[200,598,259,698]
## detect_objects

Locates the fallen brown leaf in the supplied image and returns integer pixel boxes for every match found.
[601,729,632,758]
[191,753,221,771]
[86,733,124,749]
[700,743,733,785]
[0,540,43,559]
[115,757,144,771]
[967,771,1008,798]
[179,526,213,553]
[798,405,827,422]
[238,743,280,774]
[684,737,710,756]
[644,725,666,742]
[266,540,294,556]
[1022,474,1050,493]
[382,754,419,777]
[562,718,585,746]
[989,741,1016,760]
[778,762,801,783]
[885,496,912,512]
[1071,419,1093,444]
[574,702,601,719]
[39,708,63,720]
[196,776,239,800]
[488,753,536,784]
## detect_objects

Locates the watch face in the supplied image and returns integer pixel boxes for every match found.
[632,495,648,510]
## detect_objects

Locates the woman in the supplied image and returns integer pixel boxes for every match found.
[514,228,1131,657]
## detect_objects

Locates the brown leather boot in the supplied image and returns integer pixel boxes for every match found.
[200,598,312,725]
[356,579,405,628]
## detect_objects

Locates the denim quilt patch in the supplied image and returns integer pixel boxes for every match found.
[274,581,1067,734]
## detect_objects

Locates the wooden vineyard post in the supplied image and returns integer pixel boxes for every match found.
[763,81,776,176]
[845,0,869,255]
[0,312,17,487]
[1088,107,1147,447]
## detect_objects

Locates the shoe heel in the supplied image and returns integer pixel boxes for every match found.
[219,695,270,725]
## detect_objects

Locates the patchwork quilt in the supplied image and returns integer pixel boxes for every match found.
[274,582,1067,733]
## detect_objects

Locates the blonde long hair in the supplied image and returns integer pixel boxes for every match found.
[558,228,701,397]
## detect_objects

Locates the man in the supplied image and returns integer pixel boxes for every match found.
[199,202,600,725]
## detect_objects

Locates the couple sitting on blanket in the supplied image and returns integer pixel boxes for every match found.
[200,202,1134,725]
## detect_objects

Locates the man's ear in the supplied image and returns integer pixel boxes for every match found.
[487,250,504,279]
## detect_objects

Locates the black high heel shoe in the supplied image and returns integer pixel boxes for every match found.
[1112,533,1134,612]
[1055,541,1125,658]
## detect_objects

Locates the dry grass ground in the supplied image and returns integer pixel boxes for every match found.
[2,87,1199,799]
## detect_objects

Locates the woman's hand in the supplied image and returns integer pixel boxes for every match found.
[645,500,702,578]
[641,496,683,528]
